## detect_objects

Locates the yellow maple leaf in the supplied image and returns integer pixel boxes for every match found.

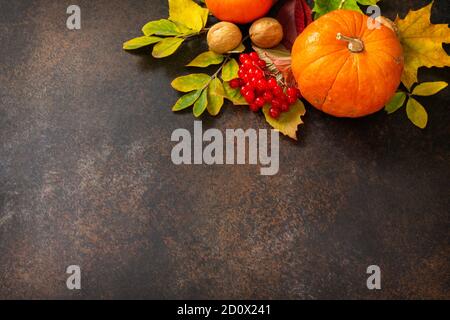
[263,101,306,141]
[395,2,450,90]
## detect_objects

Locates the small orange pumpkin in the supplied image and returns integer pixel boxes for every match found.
[205,0,274,24]
[292,10,404,118]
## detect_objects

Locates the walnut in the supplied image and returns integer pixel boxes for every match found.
[207,22,242,54]
[250,17,284,49]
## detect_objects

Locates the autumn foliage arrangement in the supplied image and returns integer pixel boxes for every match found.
[123,0,449,139]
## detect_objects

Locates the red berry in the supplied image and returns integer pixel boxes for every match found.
[271,99,281,109]
[244,90,255,104]
[241,84,254,92]
[280,102,289,112]
[256,78,267,91]
[229,79,240,89]
[239,53,249,64]
[255,97,265,107]
[287,95,297,104]
[243,59,253,67]
[238,69,246,79]
[272,85,283,97]
[267,78,278,89]
[249,52,260,61]
[286,87,298,98]
[248,67,257,76]
[269,107,281,119]
[254,69,264,79]
[249,104,260,112]
[242,73,250,83]
[257,59,266,68]
[240,85,252,95]
[248,77,258,87]
[263,91,273,102]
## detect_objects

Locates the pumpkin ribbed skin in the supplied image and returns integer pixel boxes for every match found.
[205,0,274,24]
[292,10,404,118]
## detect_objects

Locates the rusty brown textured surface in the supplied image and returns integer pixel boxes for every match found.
[0,0,449,299]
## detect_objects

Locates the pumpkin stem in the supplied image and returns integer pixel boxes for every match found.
[336,33,365,53]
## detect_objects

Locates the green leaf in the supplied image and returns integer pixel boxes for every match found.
[172,90,202,111]
[171,74,211,92]
[152,37,184,58]
[313,0,362,19]
[187,51,224,68]
[123,36,161,50]
[223,82,247,105]
[385,92,407,114]
[207,78,225,116]
[412,81,448,96]
[263,100,306,140]
[357,0,381,5]
[169,0,208,32]
[228,43,246,53]
[172,21,195,35]
[193,89,208,117]
[221,59,239,82]
[142,19,181,36]
[406,97,428,129]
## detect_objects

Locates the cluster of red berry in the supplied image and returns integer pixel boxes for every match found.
[229,52,301,119]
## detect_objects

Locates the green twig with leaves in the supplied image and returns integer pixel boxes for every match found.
[385,82,448,129]
[123,0,209,58]
[171,48,248,117]
[123,0,249,118]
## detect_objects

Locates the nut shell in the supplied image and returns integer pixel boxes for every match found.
[250,18,284,49]
[207,22,242,54]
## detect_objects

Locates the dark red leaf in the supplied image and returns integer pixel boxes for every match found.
[303,0,313,25]
[277,0,297,49]
[295,0,306,36]
[276,0,313,50]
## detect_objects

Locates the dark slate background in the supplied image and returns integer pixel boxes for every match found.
[0,0,449,299]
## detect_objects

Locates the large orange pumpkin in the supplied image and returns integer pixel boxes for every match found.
[205,0,274,24]
[292,10,404,118]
